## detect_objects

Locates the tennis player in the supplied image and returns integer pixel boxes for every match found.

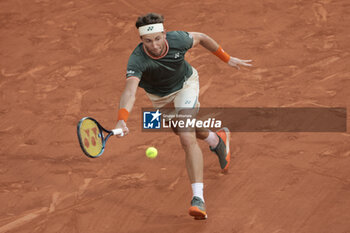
[115,13,252,219]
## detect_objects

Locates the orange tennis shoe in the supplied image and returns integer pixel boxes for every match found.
[210,127,231,173]
[188,196,207,220]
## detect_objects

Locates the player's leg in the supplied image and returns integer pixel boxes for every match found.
[177,129,203,184]
[176,116,207,219]
[178,131,207,219]
[173,68,207,219]
[144,80,207,218]
[175,67,231,173]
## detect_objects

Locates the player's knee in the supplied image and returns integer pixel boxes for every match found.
[178,132,197,149]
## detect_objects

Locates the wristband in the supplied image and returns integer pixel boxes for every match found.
[212,46,231,63]
[117,108,129,122]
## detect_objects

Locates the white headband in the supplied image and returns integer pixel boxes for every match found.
[138,23,164,36]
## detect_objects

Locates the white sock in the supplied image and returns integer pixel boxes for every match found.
[204,131,219,148]
[191,183,204,202]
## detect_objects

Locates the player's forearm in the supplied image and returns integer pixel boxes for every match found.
[191,32,243,65]
[117,77,139,122]
[198,33,219,52]
[119,90,135,112]
[200,34,231,63]
[198,34,231,63]
[117,90,135,122]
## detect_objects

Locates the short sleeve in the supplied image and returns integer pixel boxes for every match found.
[174,31,193,51]
[126,54,143,79]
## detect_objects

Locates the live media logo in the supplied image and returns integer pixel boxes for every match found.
[142,109,222,130]
[142,107,346,132]
[143,110,161,129]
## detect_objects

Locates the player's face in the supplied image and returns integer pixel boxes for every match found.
[141,32,166,57]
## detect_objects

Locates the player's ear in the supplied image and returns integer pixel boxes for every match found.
[163,30,167,38]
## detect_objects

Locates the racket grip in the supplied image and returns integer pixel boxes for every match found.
[112,128,124,136]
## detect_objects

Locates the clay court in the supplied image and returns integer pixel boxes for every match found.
[1,0,350,232]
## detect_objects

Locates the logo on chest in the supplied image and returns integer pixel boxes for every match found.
[174,52,180,59]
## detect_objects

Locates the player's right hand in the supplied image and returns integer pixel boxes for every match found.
[115,120,129,137]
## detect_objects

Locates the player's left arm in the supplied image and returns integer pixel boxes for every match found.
[189,32,252,69]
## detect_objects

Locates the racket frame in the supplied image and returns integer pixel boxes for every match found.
[77,117,114,158]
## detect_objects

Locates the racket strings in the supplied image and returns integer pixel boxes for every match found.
[78,119,104,157]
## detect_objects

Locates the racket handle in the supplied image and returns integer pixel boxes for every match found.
[112,128,124,136]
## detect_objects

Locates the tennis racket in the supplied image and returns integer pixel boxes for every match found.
[77,117,123,158]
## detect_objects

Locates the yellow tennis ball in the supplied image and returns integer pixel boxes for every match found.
[146,147,158,159]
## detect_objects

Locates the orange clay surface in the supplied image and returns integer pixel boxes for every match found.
[0,0,350,232]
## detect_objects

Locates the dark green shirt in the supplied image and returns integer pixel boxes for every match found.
[126,31,194,97]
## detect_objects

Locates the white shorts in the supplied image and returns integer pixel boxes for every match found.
[146,67,200,117]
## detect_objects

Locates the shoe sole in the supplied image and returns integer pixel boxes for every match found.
[219,127,231,173]
[189,206,208,220]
